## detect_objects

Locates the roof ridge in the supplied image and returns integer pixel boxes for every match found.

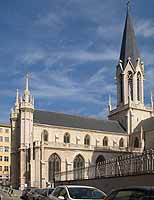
[35,109,120,124]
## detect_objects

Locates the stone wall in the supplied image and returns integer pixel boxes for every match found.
[55,174,154,194]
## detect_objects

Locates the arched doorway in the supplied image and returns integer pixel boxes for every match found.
[96,155,105,165]
[96,155,106,177]
[73,154,85,180]
[48,153,61,182]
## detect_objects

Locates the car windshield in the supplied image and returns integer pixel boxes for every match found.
[68,187,105,199]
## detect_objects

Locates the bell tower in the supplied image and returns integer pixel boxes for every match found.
[108,3,153,134]
[10,75,34,190]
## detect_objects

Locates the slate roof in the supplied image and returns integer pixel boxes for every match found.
[134,117,154,133]
[119,7,140,68]
[33,110,126,134]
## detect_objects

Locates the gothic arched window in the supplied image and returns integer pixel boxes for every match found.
[95,155,106,177]
[84,135,90,146]
[64,132,70,144]
[128,71,133,100]
[119,138,124,147]
[137,72,141,101]
[48,153,61,182]
[103,137,108,146]
[134,137,139,148]
[42,130,48,142]
[96,155,105,165]
[73,154,85,180]
[120,74,123,103]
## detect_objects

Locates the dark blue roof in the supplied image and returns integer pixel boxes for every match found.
[33,110,126,134]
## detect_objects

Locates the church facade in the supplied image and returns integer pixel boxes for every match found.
[10,6,154,190]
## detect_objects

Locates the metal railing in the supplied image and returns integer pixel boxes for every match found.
[55,149,154,182]
[41,141,129,152]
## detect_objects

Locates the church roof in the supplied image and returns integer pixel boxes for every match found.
[119,6,140,68]
[33,110,126,134]
[134,117,154,133]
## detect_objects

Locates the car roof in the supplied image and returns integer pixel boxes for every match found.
[59,185,97,189]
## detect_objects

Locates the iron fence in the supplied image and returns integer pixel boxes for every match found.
[55,149,154,182]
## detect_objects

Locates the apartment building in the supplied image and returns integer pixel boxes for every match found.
[0,124,11,185]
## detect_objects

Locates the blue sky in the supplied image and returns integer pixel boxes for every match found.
[0,0,154,123]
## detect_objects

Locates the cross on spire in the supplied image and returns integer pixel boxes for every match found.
[127,0,131,11]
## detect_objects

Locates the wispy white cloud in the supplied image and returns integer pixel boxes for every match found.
[69,49,118,62]
[136,19,154,38]
[21,50,47,65]
[20,48,118,68]
[142,51,154,65]
[31,71,103,105]
[96,24,122,39]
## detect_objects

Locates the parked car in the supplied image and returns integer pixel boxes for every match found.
[41,188,54,198]
[104,186,154,200]
[49,185,106,200]
[27,188,43,200]
[20,187,32,199]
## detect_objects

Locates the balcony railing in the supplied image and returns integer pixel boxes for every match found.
[42,141,129,152]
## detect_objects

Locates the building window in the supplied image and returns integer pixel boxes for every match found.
[64,133,70,144]
[103,137,108,146]
[4,156,9,162]
[42,130,48,142]
[0,166,2,171]
[4,166,8,172]
[5,137,9,142]
[134,137,139,148]
[0,136,3,142]
[137,72,141,101]
[0,128,2,133]
[4,146,9,152]
[73,154,85,180]
[0,146,3,152]
[0,156,2,161]
[128,71,133,100]
[48,153,61,182]
[119,138,124,147]
[84,135,90,146]
[5,129,9,134]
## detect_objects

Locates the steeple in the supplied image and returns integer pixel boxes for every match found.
[24,74,30,103]
[119,1,140,67]
[15,88,19,109]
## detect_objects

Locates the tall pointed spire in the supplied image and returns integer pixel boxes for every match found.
[15,88,19,108]
[25,74,29,92]
[119,1,140,67]
[24,74,30,103]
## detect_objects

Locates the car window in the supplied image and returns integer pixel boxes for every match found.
[68,187,105,199]
[59,188,68,198]
[53,187,63,197]
[48,188,54,195]
[108,190,148,200]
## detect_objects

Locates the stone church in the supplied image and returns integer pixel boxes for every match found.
[10,6,154,190]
